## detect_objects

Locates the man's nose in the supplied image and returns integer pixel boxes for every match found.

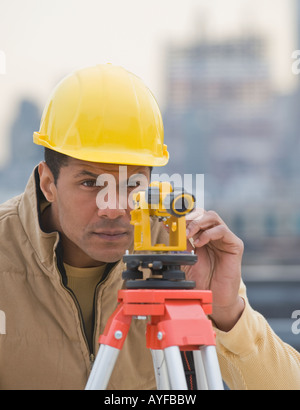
[96,191,128,219]
[97,206,127,219]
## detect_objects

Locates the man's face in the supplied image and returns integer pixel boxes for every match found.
[40,158,150,267]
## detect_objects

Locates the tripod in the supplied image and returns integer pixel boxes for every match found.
[85,254,224,390]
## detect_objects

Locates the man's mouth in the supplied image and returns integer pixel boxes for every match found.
[92,231,128,242]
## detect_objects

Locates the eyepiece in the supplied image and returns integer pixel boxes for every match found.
[164,190,195,217]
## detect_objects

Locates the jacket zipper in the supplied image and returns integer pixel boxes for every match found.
[91,270,113,355]
[59,281,91,357]
[60,283,100,371]
[92,284,101,356]
[59,263,117,370]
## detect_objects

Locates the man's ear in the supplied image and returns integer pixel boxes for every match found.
[38,162,57,203]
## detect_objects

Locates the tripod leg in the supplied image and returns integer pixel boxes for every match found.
[200,346,224,390]
[193,350,208,390]
[85,345,120,390]
[164,346,188,390]
[151,350,171,390]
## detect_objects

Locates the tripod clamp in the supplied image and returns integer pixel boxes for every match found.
[98,289,216,351]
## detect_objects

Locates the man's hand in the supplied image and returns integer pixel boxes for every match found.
[184,209,245,332]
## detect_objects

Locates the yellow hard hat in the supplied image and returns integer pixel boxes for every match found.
[33,64,169,167]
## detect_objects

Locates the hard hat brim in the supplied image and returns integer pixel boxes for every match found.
[34,132,169,167]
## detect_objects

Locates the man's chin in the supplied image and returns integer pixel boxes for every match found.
[87,246,130,265]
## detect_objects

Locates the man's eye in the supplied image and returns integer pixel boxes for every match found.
[82,180,97,188]
[128,181,140,187]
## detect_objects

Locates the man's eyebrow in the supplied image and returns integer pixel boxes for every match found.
[74,170,99,179]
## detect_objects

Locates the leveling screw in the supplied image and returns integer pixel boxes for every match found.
[157,331,163,341]
[114,331,123,340]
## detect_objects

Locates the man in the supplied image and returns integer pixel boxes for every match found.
[0,64,299,390]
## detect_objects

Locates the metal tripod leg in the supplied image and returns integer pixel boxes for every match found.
[201,346,224,390]
[87,345,223,391]
[193,346,224,390]
[151,350,171,390]
[193,350,208,390]
[85,345,120,390]
[152,347,223,391]
[164,346,188,390]
[151,347,188,390]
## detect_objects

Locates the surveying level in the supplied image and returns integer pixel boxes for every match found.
[86,182,224,390]
[131,181,196,252]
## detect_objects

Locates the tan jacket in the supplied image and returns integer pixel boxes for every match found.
[0,169,300,390]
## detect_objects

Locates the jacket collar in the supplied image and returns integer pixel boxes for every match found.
[18,167,61,272]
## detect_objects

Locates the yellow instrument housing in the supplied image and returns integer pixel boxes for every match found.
[131,181,195,252]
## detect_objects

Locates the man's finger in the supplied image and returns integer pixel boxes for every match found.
[193,225,228,247]
[193,225,244,256]
[186,210,224,238]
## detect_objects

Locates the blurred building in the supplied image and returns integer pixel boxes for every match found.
[163,36,277,198]
[0,99,43,202]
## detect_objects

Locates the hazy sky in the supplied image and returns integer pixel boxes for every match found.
[0,0,297,165]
